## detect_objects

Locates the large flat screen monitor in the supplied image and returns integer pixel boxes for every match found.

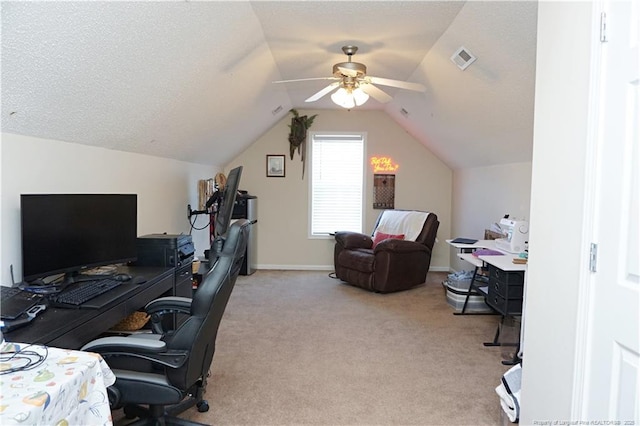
[214,166,242,238]
[21,194,137,283]
[208,166,242,260]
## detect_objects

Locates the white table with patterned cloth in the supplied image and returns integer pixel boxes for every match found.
[0,342,115,425]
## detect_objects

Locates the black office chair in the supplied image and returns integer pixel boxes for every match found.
[82,219,250,426]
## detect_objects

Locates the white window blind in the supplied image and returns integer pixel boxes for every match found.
[310,133,364,236]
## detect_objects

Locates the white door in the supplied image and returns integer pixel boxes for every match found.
[582,0,640,420]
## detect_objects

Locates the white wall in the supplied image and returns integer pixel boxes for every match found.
[450,162,532,272]
[2,115,534,284]
[1,133,218,285]
[521,1,595,422]
[226,109,453,271]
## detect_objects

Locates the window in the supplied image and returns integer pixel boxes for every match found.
[309,132,365,237]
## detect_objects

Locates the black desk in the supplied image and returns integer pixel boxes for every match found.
[5,266,174,349]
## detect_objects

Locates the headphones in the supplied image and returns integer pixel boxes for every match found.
[10,265,65,295]
[18,281,65,295]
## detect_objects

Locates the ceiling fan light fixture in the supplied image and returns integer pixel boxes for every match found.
[352,87,369,106]
[331,87,355,109]
[276,45,421,107]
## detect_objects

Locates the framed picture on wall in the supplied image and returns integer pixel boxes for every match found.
[266,154,285,177]
[373,174,395,209]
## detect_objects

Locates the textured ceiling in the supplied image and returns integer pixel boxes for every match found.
[1,1,538,170]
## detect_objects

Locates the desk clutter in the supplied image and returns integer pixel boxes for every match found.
[0,342,115,425]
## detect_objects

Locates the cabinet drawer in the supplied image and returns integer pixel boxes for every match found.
[487,293,523,315]
[175,263,192,284]
[490,279,524,299]
[489,265,524,284]
[175,263,193,298]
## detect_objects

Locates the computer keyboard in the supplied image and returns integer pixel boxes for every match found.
[49,278,121,307]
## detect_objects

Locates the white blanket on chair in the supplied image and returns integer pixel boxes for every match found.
[375,210,429,242]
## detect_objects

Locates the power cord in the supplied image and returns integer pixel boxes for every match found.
[188,213,212,233]
[0,343,48,375]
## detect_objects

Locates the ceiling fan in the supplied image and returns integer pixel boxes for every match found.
[274,45,426,108]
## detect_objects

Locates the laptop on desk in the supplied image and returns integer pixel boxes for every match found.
[1,286,43,320]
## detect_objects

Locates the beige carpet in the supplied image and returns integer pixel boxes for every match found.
[165,270,511,425]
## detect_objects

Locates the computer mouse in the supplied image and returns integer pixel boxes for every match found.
[131,276,147,285]
[113,273,132,282]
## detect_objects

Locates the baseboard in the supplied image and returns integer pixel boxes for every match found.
[257,264,334,271]
[256,264,451,272]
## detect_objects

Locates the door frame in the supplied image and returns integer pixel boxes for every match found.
[571,0,637,418]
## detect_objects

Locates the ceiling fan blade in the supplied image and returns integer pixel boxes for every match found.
[366,76,426,92]
[305,82,340,102]
[360,83,393,103]
[337,66,360,78]
[273,77,339,84]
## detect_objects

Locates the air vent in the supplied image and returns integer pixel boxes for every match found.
[450,46,476,71]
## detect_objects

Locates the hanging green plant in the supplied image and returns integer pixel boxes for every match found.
[288,109,317,178]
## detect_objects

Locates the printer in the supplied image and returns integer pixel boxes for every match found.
[135,234,195,268]
[494,218,529,254]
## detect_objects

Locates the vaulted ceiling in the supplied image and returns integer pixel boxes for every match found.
[1,1,538,170]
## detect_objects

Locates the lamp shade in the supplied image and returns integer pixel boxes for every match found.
[331,87,355,108]
[352,87,369,106]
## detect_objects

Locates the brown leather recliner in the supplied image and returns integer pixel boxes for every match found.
[334,211,439,293]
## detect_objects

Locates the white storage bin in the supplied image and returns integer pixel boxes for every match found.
[442,271,492,313]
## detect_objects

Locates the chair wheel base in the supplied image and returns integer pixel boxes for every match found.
[196,400,209,413]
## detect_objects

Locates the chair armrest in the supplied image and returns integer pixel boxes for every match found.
[335,231,373,249]
[374,238,430,254]
[83,336,166,353]
[145,296,193,334]
[145,296,192,315]
[82,336,188,369]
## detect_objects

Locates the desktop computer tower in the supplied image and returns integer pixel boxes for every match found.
[231,195,257,275]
